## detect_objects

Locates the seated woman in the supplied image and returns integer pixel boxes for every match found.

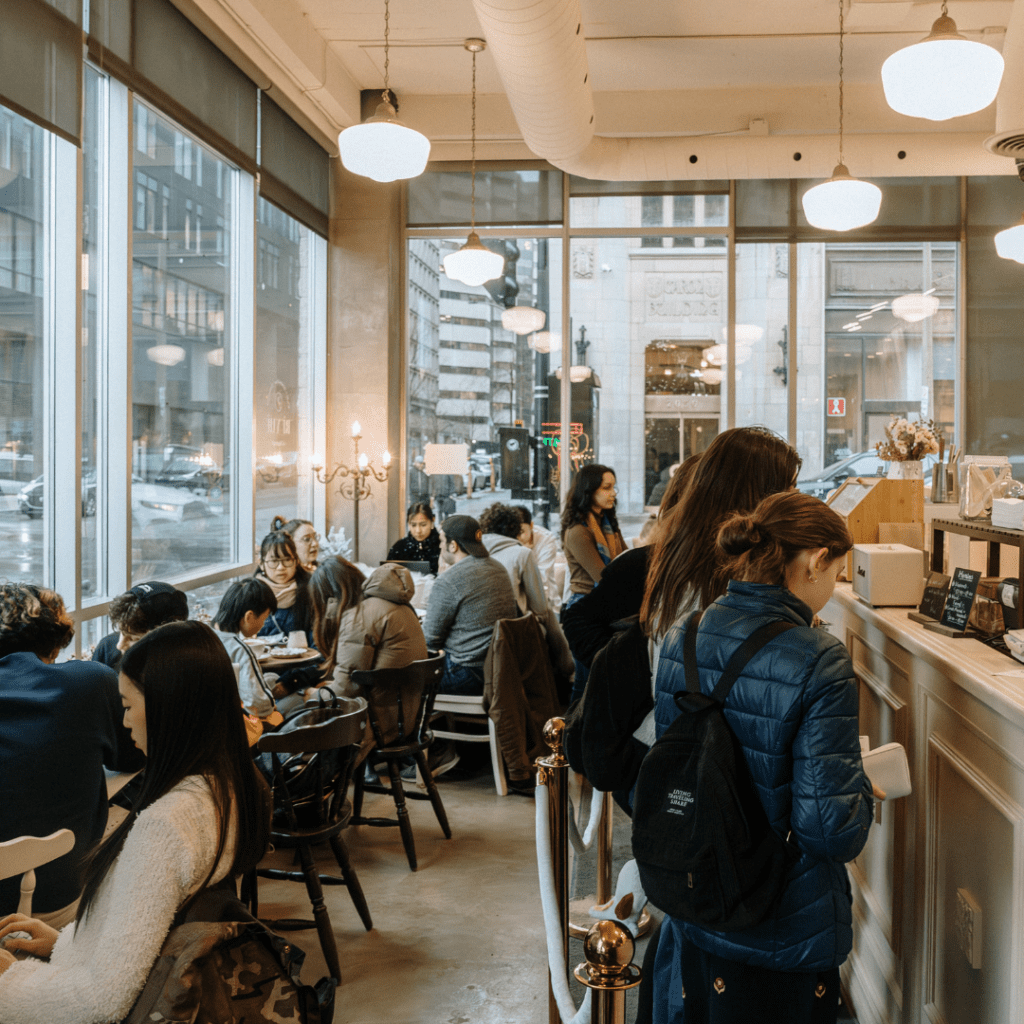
[254,531,313,646]
[0,621,270,1024]
[212,578,294,725]
[386,502,441,575]
[90,581,188,672]
[271,516,320,574]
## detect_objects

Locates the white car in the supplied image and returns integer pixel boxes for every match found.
[131,474,212,529]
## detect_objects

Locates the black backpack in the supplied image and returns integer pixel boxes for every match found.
[631,610,797,932]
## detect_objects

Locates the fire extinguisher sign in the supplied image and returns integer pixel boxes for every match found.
[827,397,846,417]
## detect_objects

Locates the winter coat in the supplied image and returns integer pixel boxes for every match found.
[653,581,873,976]
[481,533,548,618]
[323,563,428,700]
[387,528,441,575]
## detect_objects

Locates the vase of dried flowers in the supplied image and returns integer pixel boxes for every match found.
[875,416,938,482]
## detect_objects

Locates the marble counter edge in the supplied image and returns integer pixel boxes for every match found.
[825,583,1024,733]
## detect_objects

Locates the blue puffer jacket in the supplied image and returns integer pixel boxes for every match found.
[652,581,873,986]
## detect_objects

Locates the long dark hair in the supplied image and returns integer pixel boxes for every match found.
[406,501,434,523]
[560,463,619,540]
[256,530,311,628]
[640,427,802,638]
[76,622,270,923]
[308,557,366,677]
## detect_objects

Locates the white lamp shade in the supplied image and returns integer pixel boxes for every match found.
[802,166,882,231]
[702,368,723,386]
[702,342,752,366]
[147,344,186,366]
[338,102,431,183]
[881,16,1004,121]
[995,218,1024,263]
[443,232,505,286]
[891,293,940,322]
[569,365,592,383]
[501,306,546,334]
[531,331,556,353]
[206,347,224,367]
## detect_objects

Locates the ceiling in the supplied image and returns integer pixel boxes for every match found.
[182,0,1020,171]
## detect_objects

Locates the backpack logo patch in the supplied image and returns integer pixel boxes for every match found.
[665,788,695,815]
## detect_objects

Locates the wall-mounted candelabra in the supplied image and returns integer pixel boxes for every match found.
[311,421,391,562]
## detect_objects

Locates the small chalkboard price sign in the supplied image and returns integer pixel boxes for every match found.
[918,574,950,621]
[939,568,982,634]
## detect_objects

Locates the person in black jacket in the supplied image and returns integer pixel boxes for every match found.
[0,583,145,925]
[386,501,441,575]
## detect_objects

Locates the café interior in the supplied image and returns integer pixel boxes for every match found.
[3,1,1024,1022]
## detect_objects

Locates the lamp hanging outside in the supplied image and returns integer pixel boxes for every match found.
[443,40,504,287]
[995,214,1024,263]
[337,0,430,182]
[530,331,556,353]
[501,306,546,335]
[801,0,882,232]
[891,292,941,322]
[881,3,1004,121]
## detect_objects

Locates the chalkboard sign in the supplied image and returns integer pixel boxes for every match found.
[919,571,950,620]
[940,568,982,632]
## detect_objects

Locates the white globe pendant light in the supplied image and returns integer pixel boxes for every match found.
[501,306,546,335]
[801,0,882,233]
[995,214,1024,263]
[881,3,1004,121]
[531,331,556,353]
[443,40,504,288]
[891,292,940,322]
[337,0,430,183]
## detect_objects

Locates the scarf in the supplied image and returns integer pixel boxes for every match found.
[261,575,297,609]
[587,511,625,566]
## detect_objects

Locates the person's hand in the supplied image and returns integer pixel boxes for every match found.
[872,782,887,801]
[0,948,16,975]
[0,914,59,958]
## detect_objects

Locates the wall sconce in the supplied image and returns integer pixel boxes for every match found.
[311,421,391,562]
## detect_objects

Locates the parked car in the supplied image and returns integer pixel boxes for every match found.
[132,474,212,529]
[18,472,97,518]
[469,452,499,490]
[796,450,939,500]
[155,449,228,495]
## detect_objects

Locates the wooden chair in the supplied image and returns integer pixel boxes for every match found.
[254,697,371,985]
[350,653,451,871]
[0,829,75,918]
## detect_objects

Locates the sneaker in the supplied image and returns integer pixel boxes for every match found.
[399,745,460,786]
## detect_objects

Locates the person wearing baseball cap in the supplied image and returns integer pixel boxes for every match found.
[91,581,189,672]
[422,515,517,698]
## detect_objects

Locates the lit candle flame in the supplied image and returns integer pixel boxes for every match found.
[358,453,369,470]
[382,451,392,467]
[311,453,323,471]
[351,420,361,438]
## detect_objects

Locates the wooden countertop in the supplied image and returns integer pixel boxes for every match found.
[825,582,1024,731]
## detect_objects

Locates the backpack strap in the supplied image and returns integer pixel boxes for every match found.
[682,610,704,694]
[709,619,798,705]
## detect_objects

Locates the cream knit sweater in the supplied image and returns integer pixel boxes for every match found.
[0,776,236,1024]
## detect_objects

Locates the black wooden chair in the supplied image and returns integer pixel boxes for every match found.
[253,696,372,984]
[350,652,451,871]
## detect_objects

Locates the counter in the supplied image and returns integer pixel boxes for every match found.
[824,583,1024,1024]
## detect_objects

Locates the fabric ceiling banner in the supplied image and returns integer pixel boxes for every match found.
[134,0,257,161]
[0,0,83,145]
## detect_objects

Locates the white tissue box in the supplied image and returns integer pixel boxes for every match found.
[851,543,925,607]
[992,498,1024,531]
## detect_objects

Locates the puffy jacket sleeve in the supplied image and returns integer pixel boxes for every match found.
[328,606,376,698]
[789,638,873,863]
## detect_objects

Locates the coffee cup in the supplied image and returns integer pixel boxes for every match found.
[287,630,307,651]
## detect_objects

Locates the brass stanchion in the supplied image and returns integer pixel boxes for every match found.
[574,919,642,1024]
[537,717,570,1024]
[596,791,614,905]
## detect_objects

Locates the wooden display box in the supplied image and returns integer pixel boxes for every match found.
[825,477,925,578]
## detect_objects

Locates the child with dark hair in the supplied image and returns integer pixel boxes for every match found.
[212,579,283,723]
[90,581,189,672]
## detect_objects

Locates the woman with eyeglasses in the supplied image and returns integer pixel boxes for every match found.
[270,516,320,574]
[254,531,313,646]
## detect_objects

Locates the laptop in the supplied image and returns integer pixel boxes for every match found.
[381,559,432,575]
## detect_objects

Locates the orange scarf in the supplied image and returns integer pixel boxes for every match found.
[587,511,625,566]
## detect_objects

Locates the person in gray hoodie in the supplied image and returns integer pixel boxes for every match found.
[478,503,548,618]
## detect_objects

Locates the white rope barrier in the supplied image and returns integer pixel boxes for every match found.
[536,783,592,1024]
[567,784,605,854]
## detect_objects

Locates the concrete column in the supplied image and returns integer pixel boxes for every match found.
[327,161,402,565]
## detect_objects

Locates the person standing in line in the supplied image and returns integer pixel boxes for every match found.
[650,490,878,1024]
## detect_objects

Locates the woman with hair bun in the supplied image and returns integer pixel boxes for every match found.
[270,516,319,573]
[650,490,879,1024]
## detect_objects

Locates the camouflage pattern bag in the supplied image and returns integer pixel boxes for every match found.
[123,888,334,1024]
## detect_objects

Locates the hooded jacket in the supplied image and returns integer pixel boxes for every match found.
[324,563,428,699]
[652,580,873,983]
[481,533,548,618]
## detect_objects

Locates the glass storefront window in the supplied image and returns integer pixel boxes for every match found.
[130,99,234,580]
[254,197,317,539]
[0,106,47,584]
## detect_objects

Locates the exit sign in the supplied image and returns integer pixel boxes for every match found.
[827,397,846,416]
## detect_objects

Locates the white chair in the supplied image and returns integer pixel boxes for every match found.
[430,693,507,797]
[0,829,75,917]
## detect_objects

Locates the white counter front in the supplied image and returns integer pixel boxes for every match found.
[824,584,1024,1024]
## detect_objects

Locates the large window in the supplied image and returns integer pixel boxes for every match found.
[130,99,235,580]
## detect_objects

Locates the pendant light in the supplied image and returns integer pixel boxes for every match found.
[443,40,505,287]
[501,305,546,335]
[802,0,882,232]
[995,214,1024,263]
[891,292,940,322]
[530,331,556,353]
[881,2,1004,121]
[337,0,431,182]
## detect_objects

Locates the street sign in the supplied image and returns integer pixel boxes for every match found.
[827,397,846,417]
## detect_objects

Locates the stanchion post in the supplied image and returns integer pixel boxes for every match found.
[537,717,570,1024]
[574,920,642,1024]
[596,790,614,906]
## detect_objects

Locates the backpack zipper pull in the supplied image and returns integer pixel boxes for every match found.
[688,872,693,888]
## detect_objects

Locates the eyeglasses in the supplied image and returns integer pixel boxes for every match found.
[297,533,321,544]
[264,557,296,567]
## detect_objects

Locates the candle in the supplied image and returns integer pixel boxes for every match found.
[358,453,369,470]
[382,450,392,467]
[310,453,323,471]
[351,420,361,438]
